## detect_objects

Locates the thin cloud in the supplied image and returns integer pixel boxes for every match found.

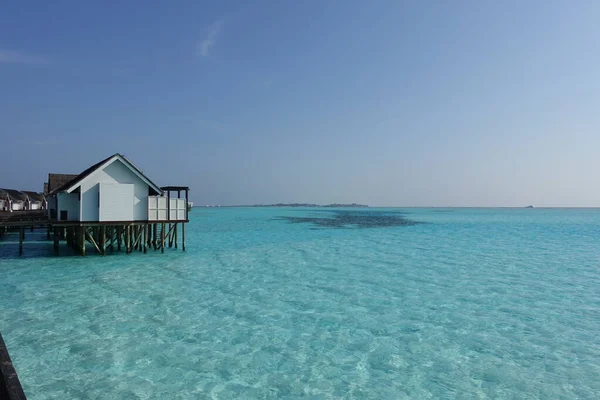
[0,49,49,65]
[197,19,224,57]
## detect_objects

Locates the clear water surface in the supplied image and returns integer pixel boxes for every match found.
[1,208,599,399]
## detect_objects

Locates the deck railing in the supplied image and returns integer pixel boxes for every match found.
[148,196,187,221]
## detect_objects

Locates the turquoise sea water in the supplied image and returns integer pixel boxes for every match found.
[1,208,600,399]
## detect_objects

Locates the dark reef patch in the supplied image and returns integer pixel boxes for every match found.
[276,210,422,229]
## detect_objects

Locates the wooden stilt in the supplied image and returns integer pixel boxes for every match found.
[126,225,131,254]
[153,224,158,249]
[143,224,147,253]
[86,229,101,254]
[161,223,165,253]
[174,223,178,249]
[146,224,151,248]
[138,225,143,252]
[101,226,106,256]
[133,225,137,251]
[117,226,122,251]
[81,227,86,256]
[53,227,59,255]
[19,226,24,255]
[182,222,186,252]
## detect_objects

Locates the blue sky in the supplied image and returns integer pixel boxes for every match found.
[2,1,600,206]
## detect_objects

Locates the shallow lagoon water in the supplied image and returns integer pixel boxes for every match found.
[1,208,599,399]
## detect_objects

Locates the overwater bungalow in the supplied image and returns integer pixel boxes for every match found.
[22,191,46,210]
[0,189,8,211]
[47,153,187,223]
[1,153,189,256]
[0,189,27,211]
[43,153,189,255]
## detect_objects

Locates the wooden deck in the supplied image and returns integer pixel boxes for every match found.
[0,211,49,227]
[0,333,27,400]
[0,212,187,256]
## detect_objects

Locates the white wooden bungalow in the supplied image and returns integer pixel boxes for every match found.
[0,189,9,212]
[48,153,188,223]
[23,191,46,210]
[0,189,28,212]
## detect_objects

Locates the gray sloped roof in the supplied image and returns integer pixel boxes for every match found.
[0,189,27,202]
[47,174,78,193]
[22,191,45,202]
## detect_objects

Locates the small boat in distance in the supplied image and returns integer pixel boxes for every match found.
[187,201,194,212]
[525,205,535,208]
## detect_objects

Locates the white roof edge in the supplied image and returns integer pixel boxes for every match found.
[65,154,162,194]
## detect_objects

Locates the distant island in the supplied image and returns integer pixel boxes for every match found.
[227,203,368,208]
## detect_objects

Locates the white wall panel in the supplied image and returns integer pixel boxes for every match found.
[99,183,134,221]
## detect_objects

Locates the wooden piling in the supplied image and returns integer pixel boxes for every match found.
[19,226,24,255]
[101,226,106,256]
[161,223,165,253]
[174,222,178,249]
[137,225,142,251]
[153,223,158,249]
[53,227,59,255]
[182,222,185,252]
[146,224,151,248]
[116,226,121,251]
[81,227,86,256]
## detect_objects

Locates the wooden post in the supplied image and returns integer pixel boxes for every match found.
[19,226,24,255]
[174,223,178,249]
[139,226,143,252]
[53,227,59,254]
[117,226,122,251]
[143,224,147,253]
[101,226,106,256]
[135,225,140,251]
[161,223,165,253]
[132,225,136,251]
[146,224,151,248]
[126,225,131,254]
[81,226,86,256]
[168,223,172,248]
[153,224,157,249]
[167,191,171,221]
[185,189,189,220]
[182,222,186,252]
